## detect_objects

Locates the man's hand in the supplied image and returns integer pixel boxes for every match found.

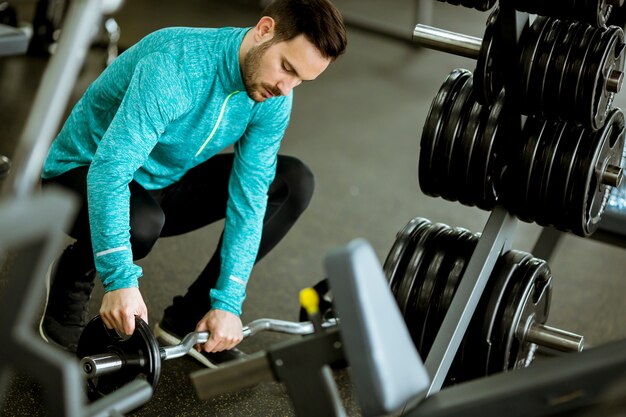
[100,287,148,336]
[195,309,243,352]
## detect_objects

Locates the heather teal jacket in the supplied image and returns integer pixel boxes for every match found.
[42,27,293,316]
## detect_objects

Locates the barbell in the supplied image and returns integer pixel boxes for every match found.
[77,314,338,399]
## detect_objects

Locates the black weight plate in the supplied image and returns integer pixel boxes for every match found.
[535,121,569,226]
[456,93,485,207]
[573,108,626,236]
[496,257,552,371]
[551,125,586,232]
[576,25,607,129]
[470,89,505,210]
[544,21,578,121]
[403,223,450,348]
[439,75,475,202]
[537,20,569,118]
[530,18,560,118]
[583,26,624,131]
[514,117,547,222]
[417,227,457,356]
[519,16,551,115]
[475,9,501,106]
[563,25,596,125]
[435,228,479,383]
[564,124,600,236]
[551,23,587,121]
[396,220,438,316]
[526,120,562,223]
[384,217,432,298]
[425,227,480,382]
[420,69,472,197]
[77,315,161,399]
[481,250,533,375]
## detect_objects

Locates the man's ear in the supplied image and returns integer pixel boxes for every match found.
[253,16,276,43]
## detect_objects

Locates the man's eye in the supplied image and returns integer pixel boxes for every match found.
[283,63,292,72]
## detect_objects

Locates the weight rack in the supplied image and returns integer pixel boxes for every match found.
[411,1,625,396]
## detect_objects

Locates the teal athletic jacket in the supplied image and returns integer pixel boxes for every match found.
[42,27,293,316]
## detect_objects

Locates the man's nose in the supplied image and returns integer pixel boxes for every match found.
[277,76,302,96]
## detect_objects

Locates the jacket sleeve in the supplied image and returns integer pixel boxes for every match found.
[88,52,192,292]
[209,93,293,315]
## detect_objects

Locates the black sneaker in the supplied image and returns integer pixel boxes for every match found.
[39,243,96,353]
[154,296,247,368]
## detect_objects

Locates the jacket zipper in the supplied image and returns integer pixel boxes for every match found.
[195,90,241,157]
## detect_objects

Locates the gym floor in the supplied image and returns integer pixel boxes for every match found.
[1,1,626,416]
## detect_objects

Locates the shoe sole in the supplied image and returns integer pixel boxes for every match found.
[153,322,218,369]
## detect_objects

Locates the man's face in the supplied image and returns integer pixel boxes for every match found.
[243,34,331,103]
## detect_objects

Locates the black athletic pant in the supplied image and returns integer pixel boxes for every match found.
[42,153,315,310]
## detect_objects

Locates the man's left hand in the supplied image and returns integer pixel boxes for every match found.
[195,309,243,352]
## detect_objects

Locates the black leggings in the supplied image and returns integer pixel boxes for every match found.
[43,153,315,306]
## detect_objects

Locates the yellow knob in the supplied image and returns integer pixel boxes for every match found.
[299,287,320,315]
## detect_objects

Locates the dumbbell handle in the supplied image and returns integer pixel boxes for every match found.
[81,317,338,378]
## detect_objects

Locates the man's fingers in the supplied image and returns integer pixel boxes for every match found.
[122,313,136,336]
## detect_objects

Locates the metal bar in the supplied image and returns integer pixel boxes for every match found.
[425,206,517,396]
[160,331,209,360]
[1,0,104,198]
[412,24,482,59]
[80,353,124,377]
[244,317,337,337]
[526,323,584,353]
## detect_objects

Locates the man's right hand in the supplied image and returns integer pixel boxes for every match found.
[100,287,148,336]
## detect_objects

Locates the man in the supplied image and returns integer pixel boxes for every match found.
[39,0,347,366]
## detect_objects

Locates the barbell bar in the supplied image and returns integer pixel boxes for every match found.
[80,317,339,379]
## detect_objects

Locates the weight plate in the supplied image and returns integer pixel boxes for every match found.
[563,25,596,125]
[403,223,449,348]
[456,92,485,207]
[77,315,161,400]
[519,16,551,115]
[475,9,502,106]
[417,227,457,355]
[551,125,586,232]
[584,26,624,131]
[526,120,561,223]
[439,75,475,202]
[384,217,432,298]
[530,18,560,119]
[398,222,442,319]
[513,117,547,222]
[552,23,588,121]
[420,69,472,198]
[496,257,551,371]
[470,88,505,210]
[480,250,533,377]
[571,108,626,236]
[544,20,578,121]
[535,121,569,227]
[444,229,481,384]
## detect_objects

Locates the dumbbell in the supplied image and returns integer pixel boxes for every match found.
[77,314,338,399]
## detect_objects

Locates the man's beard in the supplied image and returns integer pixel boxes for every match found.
[243,41,281,101]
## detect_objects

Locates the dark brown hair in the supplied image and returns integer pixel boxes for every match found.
[262,0,347,60]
